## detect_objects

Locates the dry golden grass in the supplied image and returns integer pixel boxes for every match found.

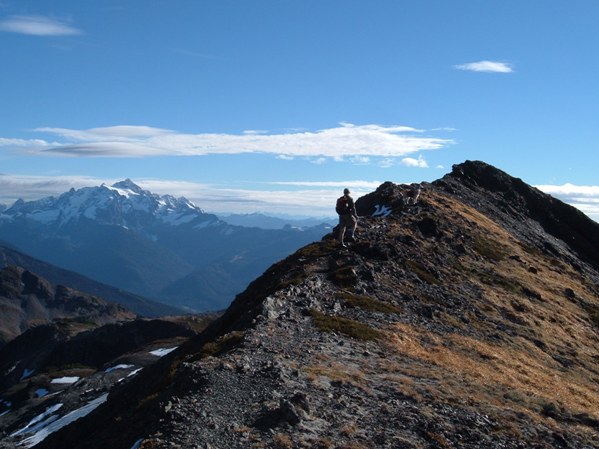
[273,433,294,449]
[369,191,599,434]
[340,422,358,437]
[385,323,599,420]
[303,361,368,391]
[426,192,599,359]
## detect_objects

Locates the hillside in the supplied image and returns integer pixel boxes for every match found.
[4,161,599,449]
[0,243,184,317]
[0,266,135,345]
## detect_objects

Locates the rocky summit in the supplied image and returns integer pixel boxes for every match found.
[8,161,599,448]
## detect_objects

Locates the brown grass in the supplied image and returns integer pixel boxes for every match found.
[304,361,367,390]
[385,323,599,420]
[273,433,293,449]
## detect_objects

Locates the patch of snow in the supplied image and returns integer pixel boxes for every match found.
[11,403,63,437]
[108,187,139,199]
[159,212,196,226]
[19,394,108,448]
[104,364,134,373]
[82,205,97,220]
[34,389,49,398]
[50,376,80,384]
[6,362,19,375]
[149,347,178,357]
[372,204,392,218]
[20,368,35,381]
[127,368,143,377]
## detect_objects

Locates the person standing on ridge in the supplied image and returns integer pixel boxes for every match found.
[336,188,358,247]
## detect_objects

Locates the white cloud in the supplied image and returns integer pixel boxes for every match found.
[454,60,514,73]
[0,137,50,150]
[0,15,81,36]
[535,184,599,197]
[401,156,428,168]
[0,174,105,204]
[310,157,327,165]
[3,123,453,159]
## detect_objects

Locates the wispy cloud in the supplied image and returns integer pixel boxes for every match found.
[454,60,514,73]
[0,15,82,36]
[3,123,452,160]
[0,174,103,204]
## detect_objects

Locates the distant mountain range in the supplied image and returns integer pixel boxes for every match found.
[218,212,336,230]
[0,180,331,311]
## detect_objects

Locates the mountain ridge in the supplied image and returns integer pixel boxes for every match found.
[16,160,598,449]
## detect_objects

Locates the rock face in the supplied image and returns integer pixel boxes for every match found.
[6,161,599,449]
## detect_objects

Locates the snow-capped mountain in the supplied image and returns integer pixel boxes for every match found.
[3,179,218,231]
[0,181,329,312]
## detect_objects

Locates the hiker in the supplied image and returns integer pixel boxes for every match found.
[336,188,358,247]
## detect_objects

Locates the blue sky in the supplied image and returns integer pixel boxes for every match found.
[1,0,598,219]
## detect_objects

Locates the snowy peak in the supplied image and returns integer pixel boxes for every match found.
[110,178,145,195]
[2,180,216,229]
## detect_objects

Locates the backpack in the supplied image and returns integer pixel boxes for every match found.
[336,196,349,215]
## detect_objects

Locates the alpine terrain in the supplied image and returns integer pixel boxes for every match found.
[0,180,331,312]
[1,161,598,448]
[0,243,184,317]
